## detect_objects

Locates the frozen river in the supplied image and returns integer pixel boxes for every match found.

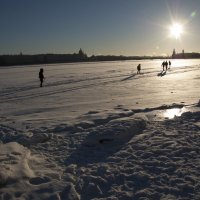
[0,59,200,126]
[1,59,200,200]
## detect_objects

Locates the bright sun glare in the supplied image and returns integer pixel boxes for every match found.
[170,23,183,39]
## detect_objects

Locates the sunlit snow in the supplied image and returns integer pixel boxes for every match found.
[1,59,200,199]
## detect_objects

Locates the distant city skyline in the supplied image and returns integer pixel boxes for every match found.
[0,0,200,56]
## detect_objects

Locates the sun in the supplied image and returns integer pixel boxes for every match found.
[170,23,183,39]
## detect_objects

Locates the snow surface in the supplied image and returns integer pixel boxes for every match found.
[0,59,200,200]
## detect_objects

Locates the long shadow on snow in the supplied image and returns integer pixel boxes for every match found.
[0,78,121,103]
[0,74,133,103]
[157,70,166,77]
[121,73,136,81]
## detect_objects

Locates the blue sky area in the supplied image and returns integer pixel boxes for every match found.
[0,0,200,56]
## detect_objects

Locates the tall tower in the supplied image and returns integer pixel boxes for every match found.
[172,49,176,59]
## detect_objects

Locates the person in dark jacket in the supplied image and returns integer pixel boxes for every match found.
[168,60,171,69]
[39,68,44,87]
[161,61,165,71]
[137,64,141,74]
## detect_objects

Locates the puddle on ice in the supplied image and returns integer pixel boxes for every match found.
[163,108,183,119]
[143,107,188,121]
[135,105,199,121]
[162,106,195,119]
[162,106,200,119]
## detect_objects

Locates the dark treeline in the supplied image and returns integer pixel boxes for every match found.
[0,54,166,66]
[1,48,200,66]
[0,52,167,66]
[0,49,88,66]
[0,53,88,66]
[90,55,167,62]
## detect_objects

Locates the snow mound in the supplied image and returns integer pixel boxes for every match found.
[19,132,53,147]
[0,141,63,199]
[0,124,52,147]
[83,117,147,147]
[65,108,200,199]
[0,142,34,186]
[0,124,31,143]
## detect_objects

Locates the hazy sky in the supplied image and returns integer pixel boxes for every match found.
[0,0,199,56]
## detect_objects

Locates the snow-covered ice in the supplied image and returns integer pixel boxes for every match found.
[0,59,200,199]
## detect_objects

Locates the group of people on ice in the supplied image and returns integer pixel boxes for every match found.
[136,60,172,75]
[161,60,171,71]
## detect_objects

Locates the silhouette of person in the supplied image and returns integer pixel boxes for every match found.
[161,61,165,71]
[137,64,141,74]
[165,61,168,70]
[39,68,44,87]
[169,61,171,69]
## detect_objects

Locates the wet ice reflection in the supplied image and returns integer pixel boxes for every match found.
[163,108,183,119]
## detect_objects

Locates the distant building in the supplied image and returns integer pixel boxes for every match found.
[78,48,87,58]
[172,49,186,59]
[172,49,176,59]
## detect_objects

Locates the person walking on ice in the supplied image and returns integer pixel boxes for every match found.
[39,68,45,87]
[137,64,141,74]
[168,60,171,69]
